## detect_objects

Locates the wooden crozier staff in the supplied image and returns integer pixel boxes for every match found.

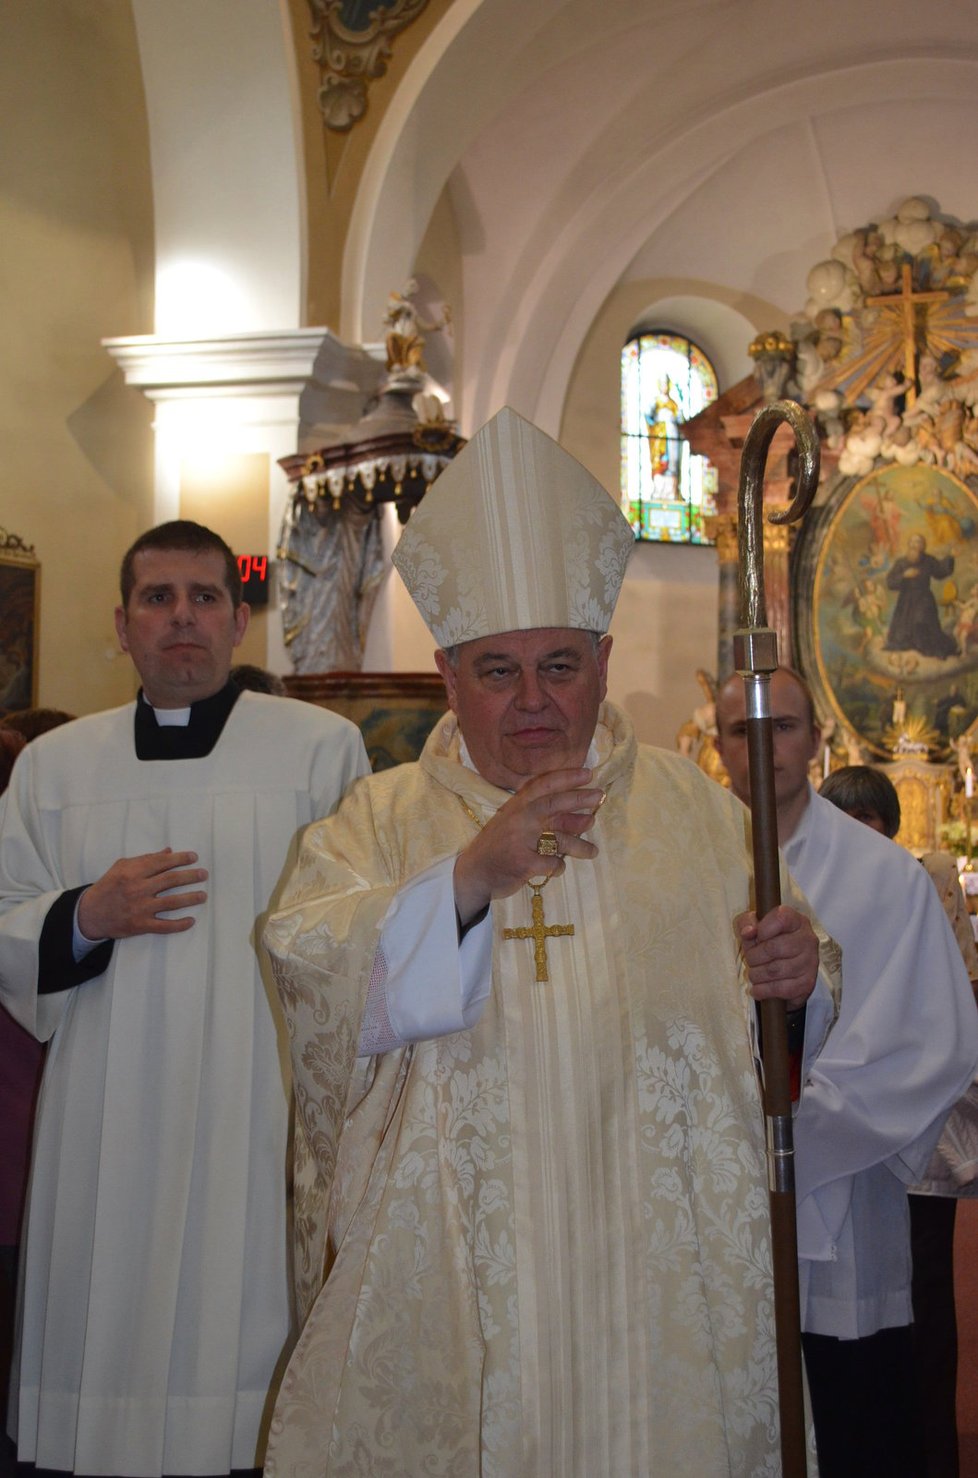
[734,398,820,1478]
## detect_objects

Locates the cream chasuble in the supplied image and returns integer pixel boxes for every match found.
[264,705,831,1476]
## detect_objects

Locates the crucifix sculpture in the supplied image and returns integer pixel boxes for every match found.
[866,261,950,402]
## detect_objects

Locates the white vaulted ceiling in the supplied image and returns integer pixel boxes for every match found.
[344,0,978,432]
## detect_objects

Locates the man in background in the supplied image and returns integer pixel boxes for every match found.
[715,667,978,1478]
[0,521,368,1477]
[820,762,978,1477]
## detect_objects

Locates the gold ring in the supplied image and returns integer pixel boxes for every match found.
[535,830,560,857]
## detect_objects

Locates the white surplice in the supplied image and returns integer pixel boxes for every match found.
[785,787,978,1338]
[0,692,368,1475]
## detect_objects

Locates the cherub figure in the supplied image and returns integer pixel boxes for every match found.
[383,279,452,375]
[866,372,905,439]
[855,577,885,653]
[676,670,727,785]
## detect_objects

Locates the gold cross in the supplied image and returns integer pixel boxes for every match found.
[866,262,950,402]
[503,881,574,983]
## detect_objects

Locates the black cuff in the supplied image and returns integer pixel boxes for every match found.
[456,902,490,942]
[38,887,115,994]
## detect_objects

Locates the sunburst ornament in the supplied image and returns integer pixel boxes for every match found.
[885,712,940,755]
[818,262,978,409]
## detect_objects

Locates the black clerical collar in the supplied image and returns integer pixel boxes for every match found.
[134,681,241,760]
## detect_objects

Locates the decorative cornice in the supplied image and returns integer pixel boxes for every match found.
[309,0,430,132]
[281,420,465,522]
[101,329,338,399]
[748,330,793,359]
[762,520,792,557]
[704,510,795,562]
[0,528,38,566]
[703,513,738,562]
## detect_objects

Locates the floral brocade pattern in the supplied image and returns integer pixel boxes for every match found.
[264,707,820,1475]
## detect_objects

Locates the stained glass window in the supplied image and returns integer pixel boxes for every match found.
[620,332,718,543]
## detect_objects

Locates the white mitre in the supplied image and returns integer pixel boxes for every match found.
[391,405,634,645]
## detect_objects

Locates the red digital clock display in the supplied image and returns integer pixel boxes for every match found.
[237,555,270,607]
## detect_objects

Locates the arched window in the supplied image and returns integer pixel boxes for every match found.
[620,331,718,543]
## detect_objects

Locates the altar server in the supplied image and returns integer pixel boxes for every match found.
[0,521,368,1476]
[716,668,978,1478]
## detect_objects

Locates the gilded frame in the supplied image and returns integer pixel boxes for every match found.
[283,670,445,770]
[0,537,40,718]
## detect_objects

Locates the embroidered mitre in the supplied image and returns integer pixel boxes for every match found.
[391,405,634,644]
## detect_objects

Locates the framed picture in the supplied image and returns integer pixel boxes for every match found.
[793,462,978,757]
[283,671,446,770]
[0,535,39,718]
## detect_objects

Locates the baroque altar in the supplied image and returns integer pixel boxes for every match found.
[683,197,978,853]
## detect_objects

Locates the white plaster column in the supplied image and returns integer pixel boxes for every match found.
[131,0,305,336]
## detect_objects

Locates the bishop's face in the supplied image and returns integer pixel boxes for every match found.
[435,627,610,791]
[115,547,249,708]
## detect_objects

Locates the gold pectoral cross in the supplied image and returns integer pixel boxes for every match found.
[503,880,574,983]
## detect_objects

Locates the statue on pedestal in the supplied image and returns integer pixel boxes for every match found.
[277,284,462,673]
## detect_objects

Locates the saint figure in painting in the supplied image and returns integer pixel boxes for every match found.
[884,533,959,659]
[646,380,680,480]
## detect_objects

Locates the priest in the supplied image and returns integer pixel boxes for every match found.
[714,667,978,1477]
[0,521,369,1476]
[262,408,837,1476]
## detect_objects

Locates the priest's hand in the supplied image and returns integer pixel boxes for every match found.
[77,848,209,940]
[453,768,604,925]
[736,905,818,1010]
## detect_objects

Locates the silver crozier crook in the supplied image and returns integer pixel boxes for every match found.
[734,398,820,1478]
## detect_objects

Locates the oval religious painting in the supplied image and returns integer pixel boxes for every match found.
[810,462,978,757]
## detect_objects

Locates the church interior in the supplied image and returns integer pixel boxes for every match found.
[6,0,978,750]
[6,0,978,1468]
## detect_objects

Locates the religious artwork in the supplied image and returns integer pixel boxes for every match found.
[283,671,446,769]
[674,668,730,786]
[808,463,978,756]
[308,0,429,130]
[767,196,978,775]
[278,497,387,674]
[0,532,39,717]
[681,196,978,828]
[791,198,978,481]
[383,278,451,382]
[620,332,718,543]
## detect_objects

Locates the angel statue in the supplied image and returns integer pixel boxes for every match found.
[676,670,728,786]
[384,279,452,378]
